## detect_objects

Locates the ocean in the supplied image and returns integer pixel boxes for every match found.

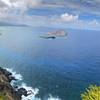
[0,26,100,100]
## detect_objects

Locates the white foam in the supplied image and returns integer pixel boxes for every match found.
[47,96,61,100]
[22,94,61,100]
[6,68,23,80]
[20,83,40,100]
[21,84,61,100]
[5,68,40,100]
[5,68,61,100]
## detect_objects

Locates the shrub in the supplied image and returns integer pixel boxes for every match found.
[0,93,7,100]
[0,95,6,100]
[81,85,100,100]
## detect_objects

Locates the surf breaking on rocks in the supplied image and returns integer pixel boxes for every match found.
[5,67,61,100]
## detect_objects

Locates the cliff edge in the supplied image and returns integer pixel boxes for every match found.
[0,67,31,100]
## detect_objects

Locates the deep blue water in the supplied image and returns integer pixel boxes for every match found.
[0,26,100,100]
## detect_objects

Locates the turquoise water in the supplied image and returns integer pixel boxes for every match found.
[0,26,100,100]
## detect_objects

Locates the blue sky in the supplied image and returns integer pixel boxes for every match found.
[0,0,100,30]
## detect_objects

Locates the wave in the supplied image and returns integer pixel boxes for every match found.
[5,68,61,100]
[6,68,23,80]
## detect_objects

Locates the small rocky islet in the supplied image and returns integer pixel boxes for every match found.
[0,67,32,100]
[40,30,67,39]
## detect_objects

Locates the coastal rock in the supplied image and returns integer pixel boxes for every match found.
[47,30,67,37]
[0,67,32,100]
[40,30,67,39]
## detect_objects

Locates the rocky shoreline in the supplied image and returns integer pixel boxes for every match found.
[0,67,32,100]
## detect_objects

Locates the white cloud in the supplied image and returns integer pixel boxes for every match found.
[0,0,100,18]
[1,0,12,7]
[0,0,100,30]
[0,0,43,10]
[26,13,100,30]
[61,13,79,22]
[0,0,42,16]
[0,0,100,15]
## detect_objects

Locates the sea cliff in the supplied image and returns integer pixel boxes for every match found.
[0,67,31,100]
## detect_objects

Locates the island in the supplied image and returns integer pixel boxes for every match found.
[0,67,32,100]
[40,30,67,39]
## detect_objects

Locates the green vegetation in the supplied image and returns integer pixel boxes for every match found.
[0,93,7,100]
[81,85,100,100]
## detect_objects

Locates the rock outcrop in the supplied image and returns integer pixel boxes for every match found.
[0,67,31,100]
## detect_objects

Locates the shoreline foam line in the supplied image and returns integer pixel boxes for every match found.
[5,67,61,100]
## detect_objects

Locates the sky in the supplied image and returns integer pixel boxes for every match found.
[0,0,100,30]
